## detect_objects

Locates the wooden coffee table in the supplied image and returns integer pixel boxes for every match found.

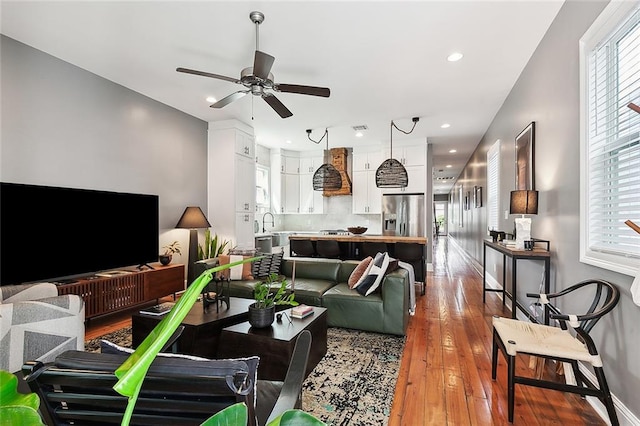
[131,297,255,359]
[217,306,328,381]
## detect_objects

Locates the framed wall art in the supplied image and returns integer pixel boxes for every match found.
[474,186,483,208]
[515,121,535,190]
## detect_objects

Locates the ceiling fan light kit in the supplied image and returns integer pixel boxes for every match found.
[376,117,420,188]
[177,11,330,118]
[307,128,342,191]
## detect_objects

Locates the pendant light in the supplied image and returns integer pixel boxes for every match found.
[376,117,420,188]
[307,128,342,191]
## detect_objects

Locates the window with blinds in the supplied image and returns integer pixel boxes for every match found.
[580,1,640,275]
[487,140,501,233]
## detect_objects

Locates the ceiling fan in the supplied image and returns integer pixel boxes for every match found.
[177,11,330,118]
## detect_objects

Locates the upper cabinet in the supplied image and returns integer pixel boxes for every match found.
[235,131,255,159]
[353,151,382,171]
[282,156,300,174]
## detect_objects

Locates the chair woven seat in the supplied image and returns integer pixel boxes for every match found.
[492,316,601,366]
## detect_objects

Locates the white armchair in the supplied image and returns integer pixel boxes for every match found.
[0,282,85,373]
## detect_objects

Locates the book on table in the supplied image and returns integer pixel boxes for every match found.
[140,302,175,316]
[291,304,314,319]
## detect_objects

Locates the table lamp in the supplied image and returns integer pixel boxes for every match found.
[176,206,211,284]
[510,190,538,250]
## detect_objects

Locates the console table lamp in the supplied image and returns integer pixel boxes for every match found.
[176,206,211,285]
[510,190,538,250]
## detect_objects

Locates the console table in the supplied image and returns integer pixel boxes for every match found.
[57,263,184,319]
[482,240,551,324]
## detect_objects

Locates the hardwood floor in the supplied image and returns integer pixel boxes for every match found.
[85,237,607,425]
[389,237,606,425]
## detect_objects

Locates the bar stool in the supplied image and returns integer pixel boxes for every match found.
[361,242,388,258]
[394,242,426,295]
[316,240,342,258]
[290,239,316,257]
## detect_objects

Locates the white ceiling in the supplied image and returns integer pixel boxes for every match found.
[0,1,564,195]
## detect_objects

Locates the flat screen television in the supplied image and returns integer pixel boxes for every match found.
[1,182,159,285]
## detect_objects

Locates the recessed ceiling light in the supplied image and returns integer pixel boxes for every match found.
[447,52,463,62]
[441,123,451,129]
[206,96,217,103]
[286,140,292,144]
[446,164,452,168]
[449,149,457,153]
[355,132,363,138]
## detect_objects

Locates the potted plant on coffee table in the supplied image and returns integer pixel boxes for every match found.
[249,272,298,328]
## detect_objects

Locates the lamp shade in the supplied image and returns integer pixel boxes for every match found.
[375,158,409,188]
[313,163,342,191]
[510,190,538,215]
[175,206,211,229]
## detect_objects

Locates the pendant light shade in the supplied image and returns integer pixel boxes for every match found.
[376,117,419,188]
[375,158,408,188]
[313,163,342,191]
[307,128,342,191]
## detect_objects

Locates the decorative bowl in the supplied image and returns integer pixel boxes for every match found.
[348,226,368,235]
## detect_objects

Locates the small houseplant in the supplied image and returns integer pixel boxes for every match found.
[198,229,230,260]
[249,272,298,328]
[159,241,181,265]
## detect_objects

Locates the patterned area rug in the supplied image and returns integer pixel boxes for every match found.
[85,326,405,425]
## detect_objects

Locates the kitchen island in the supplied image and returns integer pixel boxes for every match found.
[289,233,427,244]
[288,233,427,289]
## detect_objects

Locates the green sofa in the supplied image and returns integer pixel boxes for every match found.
[209,258,410,336]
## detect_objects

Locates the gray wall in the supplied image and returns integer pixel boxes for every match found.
[450,1,640,420]
[1,35,208,265]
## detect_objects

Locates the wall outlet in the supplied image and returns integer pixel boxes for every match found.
[504,210,509,220]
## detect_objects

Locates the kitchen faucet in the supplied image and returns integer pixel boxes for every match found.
[262,212,275,233]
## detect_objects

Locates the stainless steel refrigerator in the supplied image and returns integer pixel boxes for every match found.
[381,193,426,236]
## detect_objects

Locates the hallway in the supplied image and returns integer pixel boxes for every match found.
[389,237,605,425]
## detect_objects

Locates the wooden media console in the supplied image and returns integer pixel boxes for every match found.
[57,263,184,319]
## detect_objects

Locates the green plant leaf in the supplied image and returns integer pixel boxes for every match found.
[267,409,327,426]
[200,402,248,426]
[113,256,262,426]
[0,370,45,426]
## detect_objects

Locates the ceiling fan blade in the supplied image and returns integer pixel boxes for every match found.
[210,91,249,108]
[253,50,275,80]
[275,84,330,98]
[176,67,240,84]
[262,93,293,118]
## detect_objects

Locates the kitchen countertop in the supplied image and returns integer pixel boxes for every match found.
[289,233,427,244]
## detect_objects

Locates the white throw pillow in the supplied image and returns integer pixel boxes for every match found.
[355,252,390,296]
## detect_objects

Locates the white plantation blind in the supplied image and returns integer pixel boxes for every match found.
[582,2,640,273]
[487,140,501,232]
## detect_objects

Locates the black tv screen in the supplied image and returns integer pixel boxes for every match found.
[1,182,159,285]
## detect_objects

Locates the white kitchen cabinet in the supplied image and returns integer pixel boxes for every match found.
[208,120,256,250]
[235,212,255,249]
[298,152,324,214]
[299,173,324,214]
[234,154,256,213]
[352,170,382,214]
[235,131,255,159]
[353,151,382,171]
[283,173,300,213]
[282,156,300,174]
